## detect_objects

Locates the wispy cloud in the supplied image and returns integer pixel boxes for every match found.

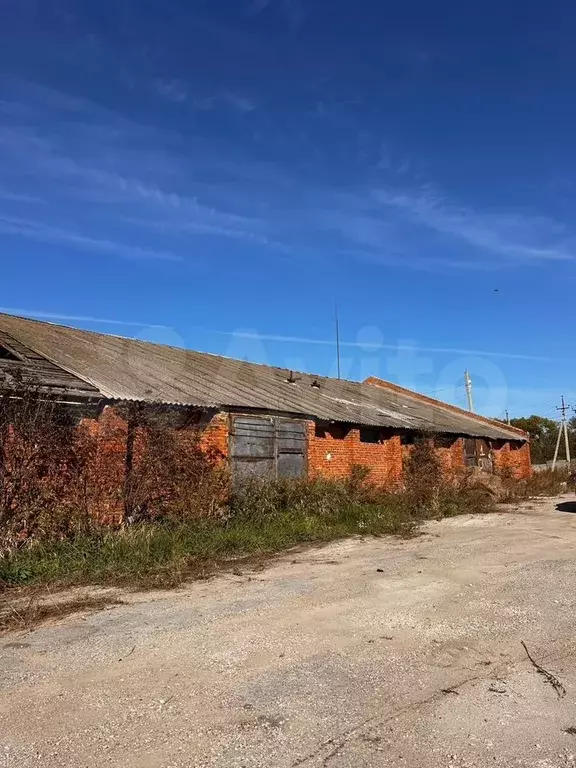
[191,92,257,113]
[374,187,576,264]
[249,0,306,27]
[119,214,287,252]
[209,329,559,362]
[2,79,575,274]
[151,78,188,103]
[0,189,44,204]
[148,76,257,112]
[0,307,167,328]
[0,215,181,262]
[0,116,267,248]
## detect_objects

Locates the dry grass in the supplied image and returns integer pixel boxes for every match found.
[500,467,570,501]
[0,445,497,592]
[0,592,125,634]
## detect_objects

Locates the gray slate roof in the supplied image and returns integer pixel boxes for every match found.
[0,313,527,442]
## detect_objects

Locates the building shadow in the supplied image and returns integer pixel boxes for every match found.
[556,501,576,514]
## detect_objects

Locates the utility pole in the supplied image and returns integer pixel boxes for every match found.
[505,409,510,425]
[552,395,571,470]
[464,370,474,412]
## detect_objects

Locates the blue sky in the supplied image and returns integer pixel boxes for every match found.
[0,0,574,418]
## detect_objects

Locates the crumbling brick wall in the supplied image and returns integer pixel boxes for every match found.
[307,424,404,487]
[364,377,531,481]
[78,406,230,522]
[492,441,532,479]
[79,406,128,524]
[433,438,466,477]
[64,406,532,521]
[307,427,531,485]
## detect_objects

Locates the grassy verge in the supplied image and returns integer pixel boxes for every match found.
[501,466,571,501]
[0,477,495,593]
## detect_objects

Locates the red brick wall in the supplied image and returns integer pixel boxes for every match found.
[492,441,532,479]
[200,412,229,459]
[78,407,231,522]
[363,377,532,481]
[307,423,404,487]
[307,429,533,485]
[79,406,128,523]
[435,438,466,476]
[75,408,531,520]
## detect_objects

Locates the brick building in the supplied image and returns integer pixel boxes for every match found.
[0,313,531,500]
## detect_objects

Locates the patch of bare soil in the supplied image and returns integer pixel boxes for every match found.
[2,495,576,767]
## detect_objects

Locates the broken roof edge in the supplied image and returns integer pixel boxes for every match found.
[364,376,529,441]
[103,399,523,441]
[0,312,333,384]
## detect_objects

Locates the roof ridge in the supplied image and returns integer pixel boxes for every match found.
[364,377,528,438]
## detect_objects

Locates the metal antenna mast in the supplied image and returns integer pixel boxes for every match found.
[335,301,341,380]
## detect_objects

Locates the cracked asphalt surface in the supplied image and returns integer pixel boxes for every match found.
[3,494,576,767]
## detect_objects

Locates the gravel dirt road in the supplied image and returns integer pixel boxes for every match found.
[3,494,576,767]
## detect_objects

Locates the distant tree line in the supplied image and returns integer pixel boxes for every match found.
[503,415,576,465]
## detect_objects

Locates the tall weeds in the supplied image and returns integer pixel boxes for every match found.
[0,374,96,553]
[0,381,549,593]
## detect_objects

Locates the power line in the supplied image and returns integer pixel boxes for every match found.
[418,384,466,396]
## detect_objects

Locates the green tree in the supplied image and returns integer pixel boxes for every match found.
[508,415,576,464]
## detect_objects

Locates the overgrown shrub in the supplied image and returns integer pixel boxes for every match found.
[229,476,354,521]
[499,466,570,501]
[124,424,229,524]
[0,374,97,554]
[0,378,520,591]
[0,378,230,555]
[404,437,444,518]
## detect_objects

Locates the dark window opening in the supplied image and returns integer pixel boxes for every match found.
[314,423,350,440]
[434,435,457,448]
[400,433,417,446]
[0,345,19,361]
[510,441,522,451]
[360,428,381,444]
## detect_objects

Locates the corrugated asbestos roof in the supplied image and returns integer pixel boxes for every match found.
[0,328,100,400]
[0,313,527,442]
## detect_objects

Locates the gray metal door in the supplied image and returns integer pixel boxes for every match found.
[230,416,275,481]
[230,416,306,482]
[277,419,306,478]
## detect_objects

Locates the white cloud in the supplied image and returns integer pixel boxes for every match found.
[151,78,188,103]
[374,187,576,264]
[0,189,44,204]
[0,215,181,262]
[221,93,257,113]
[2,79,575,273]
[0,307,168,328]
[0,120,267,247]
[209,329,559,362]
[249,0,306,27]
[192,92,256,113]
